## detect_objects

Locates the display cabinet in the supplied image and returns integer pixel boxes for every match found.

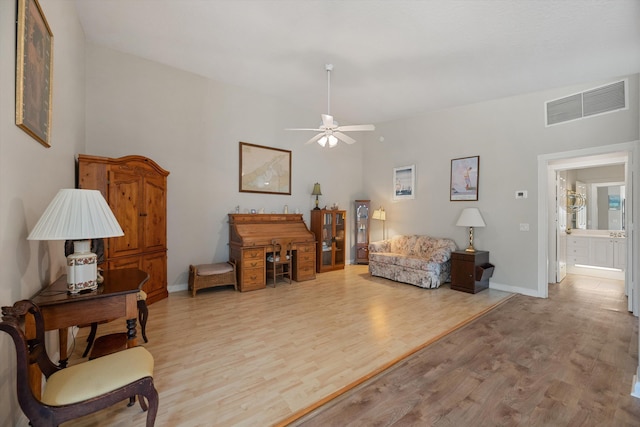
[355,200,370,264]
[311,209,346,272]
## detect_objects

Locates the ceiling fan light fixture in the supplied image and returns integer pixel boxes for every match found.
[287,64,375,147]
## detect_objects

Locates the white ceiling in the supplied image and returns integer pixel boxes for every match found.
[75,0,640,125]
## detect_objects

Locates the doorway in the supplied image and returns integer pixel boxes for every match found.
[537,142,636,314]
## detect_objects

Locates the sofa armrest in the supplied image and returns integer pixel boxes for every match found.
[369,240,390,253]
[429,248,453,264]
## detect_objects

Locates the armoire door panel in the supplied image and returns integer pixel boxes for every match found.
[108,170,144,257]
[143,176,167,252]
[142,251,168,304]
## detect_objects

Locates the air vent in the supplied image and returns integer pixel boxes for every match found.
[545,80,627,126]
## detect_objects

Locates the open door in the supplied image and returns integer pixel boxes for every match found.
[625,164,635,314]
[556,171,567,283]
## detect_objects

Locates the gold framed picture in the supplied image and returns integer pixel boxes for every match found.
[16,0,54,147]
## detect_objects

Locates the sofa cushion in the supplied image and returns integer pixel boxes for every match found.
[395,256,440,271]
[415,237,458,263]
[368,252,398,265]
[390,235,421,256]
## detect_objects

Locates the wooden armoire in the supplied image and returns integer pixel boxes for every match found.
[77,154,169,304]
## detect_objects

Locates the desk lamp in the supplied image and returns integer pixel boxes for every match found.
[28,189,124,293]
[456,207,485,252]
[312,183,322,210]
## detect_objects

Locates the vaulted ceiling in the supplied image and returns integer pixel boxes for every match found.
[75,0,640,125]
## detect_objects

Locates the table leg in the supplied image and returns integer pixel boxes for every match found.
[58,328,69,368]
[126,318,138,348]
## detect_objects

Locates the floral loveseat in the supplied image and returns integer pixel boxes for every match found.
[368,235,458,288]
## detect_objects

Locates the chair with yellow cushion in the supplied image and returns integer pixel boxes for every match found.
[1,300,159,427]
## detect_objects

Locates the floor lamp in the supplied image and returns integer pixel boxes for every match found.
[372,207,387,240]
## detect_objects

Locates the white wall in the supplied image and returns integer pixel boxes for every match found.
[363,75,639,295]
[84,44,365,288]
[0,1,86,425]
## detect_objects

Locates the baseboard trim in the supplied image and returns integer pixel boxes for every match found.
[489,281,543,298]
[168,282,188,293]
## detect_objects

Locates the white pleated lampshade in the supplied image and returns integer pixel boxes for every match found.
[28,189,124,240]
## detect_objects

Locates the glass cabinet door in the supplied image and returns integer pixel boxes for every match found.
[311,209,347,273]
[355,200,370,264]
[356,203,368,244]
[321,212,333,269]
[335,212,345,265]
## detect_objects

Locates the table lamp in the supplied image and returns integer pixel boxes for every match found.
[28,189,124,293]
[372,206,387,240]
[456,207,485,252]
[312,183,322,210]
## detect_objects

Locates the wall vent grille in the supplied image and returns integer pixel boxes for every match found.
[545,80,627,126]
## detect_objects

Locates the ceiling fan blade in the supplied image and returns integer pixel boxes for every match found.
[285,128,323,131]
[321,114,334,128]
[336,124,375,132]
[334,132,356,144]
[305,133,325,145]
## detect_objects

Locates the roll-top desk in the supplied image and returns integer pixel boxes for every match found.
[228,214,316,291]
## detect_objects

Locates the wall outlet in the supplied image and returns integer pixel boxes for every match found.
[515,190,528,199]
[519,223,530,231]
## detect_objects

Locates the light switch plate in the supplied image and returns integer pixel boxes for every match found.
[515,190,528,199]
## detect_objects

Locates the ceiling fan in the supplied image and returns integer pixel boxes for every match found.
[286,64,375,148]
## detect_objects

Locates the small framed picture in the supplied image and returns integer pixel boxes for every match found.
[393,165,415,200]
[450,156,480,201]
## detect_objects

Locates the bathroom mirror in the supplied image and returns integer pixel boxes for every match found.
[591,183,625,230]
[572,183,624,230]
[568,164,625,231]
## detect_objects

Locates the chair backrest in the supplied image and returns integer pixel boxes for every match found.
[271,239,293,258]
[1,300,61,415]
[2,299,159,426]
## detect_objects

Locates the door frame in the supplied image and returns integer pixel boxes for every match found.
[537,141,637,313]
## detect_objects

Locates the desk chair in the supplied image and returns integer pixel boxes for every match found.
[1,300,159,427]
[266,239,293,286]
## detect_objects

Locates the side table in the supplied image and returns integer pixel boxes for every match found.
[450,250,494,294]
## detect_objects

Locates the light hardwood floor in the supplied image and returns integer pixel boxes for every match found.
[63,265,511,426]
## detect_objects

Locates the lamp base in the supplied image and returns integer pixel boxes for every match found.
[465,227,477,252]
[66,240,98,294]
